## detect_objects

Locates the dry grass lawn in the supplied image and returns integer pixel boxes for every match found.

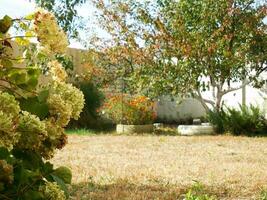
[52,134,267,199]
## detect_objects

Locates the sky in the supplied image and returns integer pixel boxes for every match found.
[0,0,35,17]
[1,0,266,49]
[0,0,97,49]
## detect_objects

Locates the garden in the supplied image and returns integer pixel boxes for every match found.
[0,0,267,199]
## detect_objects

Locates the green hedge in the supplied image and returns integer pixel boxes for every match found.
[208,104,267,136]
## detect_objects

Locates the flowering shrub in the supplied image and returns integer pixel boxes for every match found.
[34,8,68,55]
[0,9,84,199]
[101,94,156,125]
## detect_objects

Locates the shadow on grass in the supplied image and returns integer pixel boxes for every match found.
[69,179,229,200]
[66,126,180,136]
[153,127,179,136]
[70,180,185,200]
[66,124,116,135]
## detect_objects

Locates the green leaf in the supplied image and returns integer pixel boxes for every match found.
[19,22,29,31]
[24,13,34,20]
[12,149,43,170]
[0,183,4,192]
[13,164,23,183]
[0,15,13,33]
[42,162,54,176]
[0,147,9,159]
[52,166,72,184]
[23,190,44,200]
[36,52,47,60]
[25,77,38,90]
[38,90,49,103]
[19,97,49,120]
[27,67,40,76]
[51,174,69,198]
[8,71,27,85]
[1,58,13,68]
[14,56,25,64]
[15,37,30,46]
[25,31,34,37]
[13,163,42,188]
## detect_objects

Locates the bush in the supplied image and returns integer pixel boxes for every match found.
[68,82,105,129]
[208,104,267,136]
[207,109,227,134]
[100,94,156,125]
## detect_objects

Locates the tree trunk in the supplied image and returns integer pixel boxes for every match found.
[194,90,223,113]
[198,97,211,113]
[215,92,223,112]
[193,91,214,113]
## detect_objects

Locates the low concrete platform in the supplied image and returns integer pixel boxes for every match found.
[177,124,215,136]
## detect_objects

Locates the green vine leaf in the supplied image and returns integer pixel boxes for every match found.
[0,15,12,33]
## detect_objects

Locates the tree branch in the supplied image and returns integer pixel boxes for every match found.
[0,35,34,42]
[242,0,254,11]
[221,79,250,95]
[0,79,37,95]
[193,89,215,112]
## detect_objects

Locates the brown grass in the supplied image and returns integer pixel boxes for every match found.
[52,134,267,199]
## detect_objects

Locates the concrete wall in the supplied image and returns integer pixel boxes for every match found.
[66,47,87,74]
[155,96,206,122]
[155,85,267,122]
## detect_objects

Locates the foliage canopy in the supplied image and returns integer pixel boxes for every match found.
[93,0,267,111]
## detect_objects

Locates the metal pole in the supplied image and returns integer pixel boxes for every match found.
[242,79,246,106]
[121,77,124,133]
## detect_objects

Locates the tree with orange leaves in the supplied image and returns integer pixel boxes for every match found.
[93,0,267,112]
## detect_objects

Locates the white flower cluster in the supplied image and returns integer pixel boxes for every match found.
[40,81,84,158]
[0,92,21,150]
[0,94,48,153]
[40,182,66,200]
[33,8,69,55]
[49,82,85,120]
[16,111,47,152]
[47,60,68,82]
[47,94,72,126]
[0,83,84,158]
[40,119,67,158]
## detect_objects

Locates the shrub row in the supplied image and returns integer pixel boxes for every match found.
[208,104,267,136]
